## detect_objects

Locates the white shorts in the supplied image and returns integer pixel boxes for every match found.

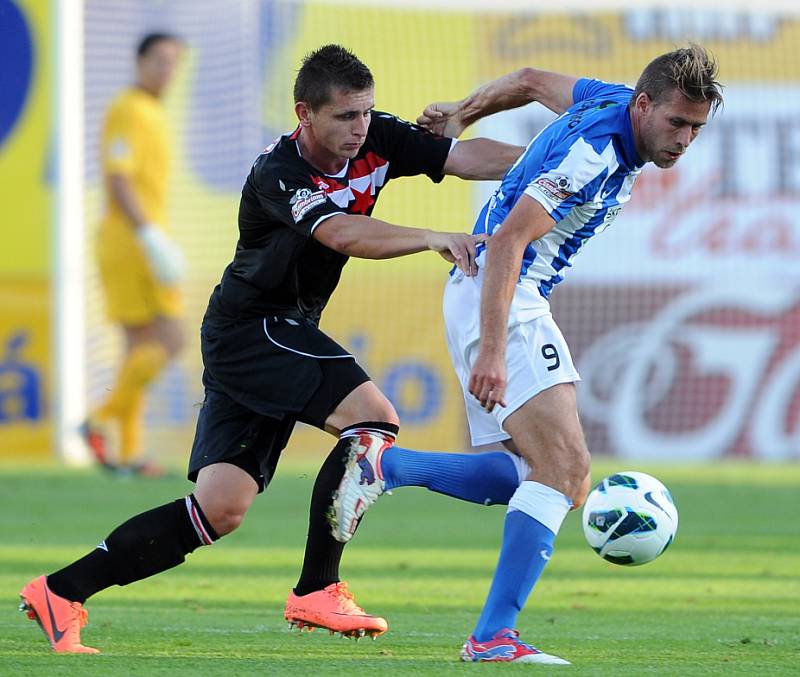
[443,275,581,446]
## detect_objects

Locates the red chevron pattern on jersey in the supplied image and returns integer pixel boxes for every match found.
[310,152,389,213]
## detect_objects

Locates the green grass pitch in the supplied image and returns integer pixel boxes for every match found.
[0,460,798,675]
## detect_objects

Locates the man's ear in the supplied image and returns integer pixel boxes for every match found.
[295,101,312,127]
[634,91,652,115]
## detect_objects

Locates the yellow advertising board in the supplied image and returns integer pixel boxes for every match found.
[0,0,52,458]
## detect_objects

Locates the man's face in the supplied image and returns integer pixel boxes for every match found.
[137,39,182,95]
[636,88,711,168]
[302,86,374,161]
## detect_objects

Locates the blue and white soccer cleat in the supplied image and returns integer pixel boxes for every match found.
[460,628,570,665]
[329,431,393,542]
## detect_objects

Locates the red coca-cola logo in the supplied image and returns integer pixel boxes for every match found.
[576,286,800,460]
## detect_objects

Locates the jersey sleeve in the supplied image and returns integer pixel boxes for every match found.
[102,101,139,176]
[572,78,633,104]
[523,136,612,223]
[249,159,345,237]
[370,112,453,182]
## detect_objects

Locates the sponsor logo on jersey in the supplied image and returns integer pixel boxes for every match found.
[531,175,574,203]
[290,187,327,222]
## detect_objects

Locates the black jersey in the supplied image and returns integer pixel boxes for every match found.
[206,112,453,324]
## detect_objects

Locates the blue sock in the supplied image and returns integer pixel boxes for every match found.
[381,447,522,506]
[472,482,571,642]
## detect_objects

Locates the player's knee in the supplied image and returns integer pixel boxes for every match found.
[570,471,592,510]
[203,506,246,536]
[194,495,249,536]
[560,442,591,507]
[360,396,399,427]
[327,382,400,432]
[378,408,400,428]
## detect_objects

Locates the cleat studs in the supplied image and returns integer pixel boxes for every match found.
[329,630,335,636]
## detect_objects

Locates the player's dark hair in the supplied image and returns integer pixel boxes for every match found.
[294,44,374,110]
[632,44,723,115]
[137,32,181,58]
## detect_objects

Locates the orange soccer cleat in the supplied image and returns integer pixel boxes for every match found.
[19,576,99,654]
[284,582,388,639]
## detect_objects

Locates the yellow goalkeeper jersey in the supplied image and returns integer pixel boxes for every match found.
[100,87,171,230]
[96,87,181,324]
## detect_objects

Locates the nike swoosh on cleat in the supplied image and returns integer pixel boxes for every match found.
[44,587,67,643]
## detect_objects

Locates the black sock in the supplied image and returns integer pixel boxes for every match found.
[47,495,218,603]
[294,421,398,597]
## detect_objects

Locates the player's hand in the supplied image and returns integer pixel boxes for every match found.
[426,231,487,277]
[469,349,507,413]
[137,224,186,285]
[416,101,467,138]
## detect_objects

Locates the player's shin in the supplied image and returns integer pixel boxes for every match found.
[45,494,218,603]
[381,448,525,505]
[472,481,571,641]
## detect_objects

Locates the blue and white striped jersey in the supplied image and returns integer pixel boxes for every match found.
[472,78,644,310]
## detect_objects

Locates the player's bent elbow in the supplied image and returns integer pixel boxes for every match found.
[516,67,541,101]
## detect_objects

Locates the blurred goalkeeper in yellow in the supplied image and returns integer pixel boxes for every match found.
[83,33,185,476]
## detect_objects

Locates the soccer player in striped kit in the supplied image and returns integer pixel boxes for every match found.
[331,45,723,664]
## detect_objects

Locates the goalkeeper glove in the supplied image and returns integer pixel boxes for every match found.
[137,224,186,285]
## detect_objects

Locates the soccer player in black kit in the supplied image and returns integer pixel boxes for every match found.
[19,44,523,653]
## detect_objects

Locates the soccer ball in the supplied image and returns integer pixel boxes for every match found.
[582,471,678,566]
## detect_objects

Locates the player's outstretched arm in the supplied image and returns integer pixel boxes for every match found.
[313,214,486,276]
[443,138,524,181]
[417,68,579,138]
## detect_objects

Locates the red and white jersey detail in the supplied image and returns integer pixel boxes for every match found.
[313,152,390,213]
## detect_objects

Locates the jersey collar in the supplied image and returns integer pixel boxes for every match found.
[292,134,350,178]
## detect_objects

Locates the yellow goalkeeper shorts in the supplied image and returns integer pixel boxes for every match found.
[96,222,183,326]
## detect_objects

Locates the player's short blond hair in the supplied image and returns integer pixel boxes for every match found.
[633,44,723,114]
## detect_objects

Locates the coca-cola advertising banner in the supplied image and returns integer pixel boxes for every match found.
[550,286,800,461]
[475,10,800,459]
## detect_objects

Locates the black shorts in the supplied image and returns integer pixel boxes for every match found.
[187,314,370,491]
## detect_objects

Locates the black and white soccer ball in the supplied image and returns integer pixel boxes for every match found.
[582,471,678,566]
